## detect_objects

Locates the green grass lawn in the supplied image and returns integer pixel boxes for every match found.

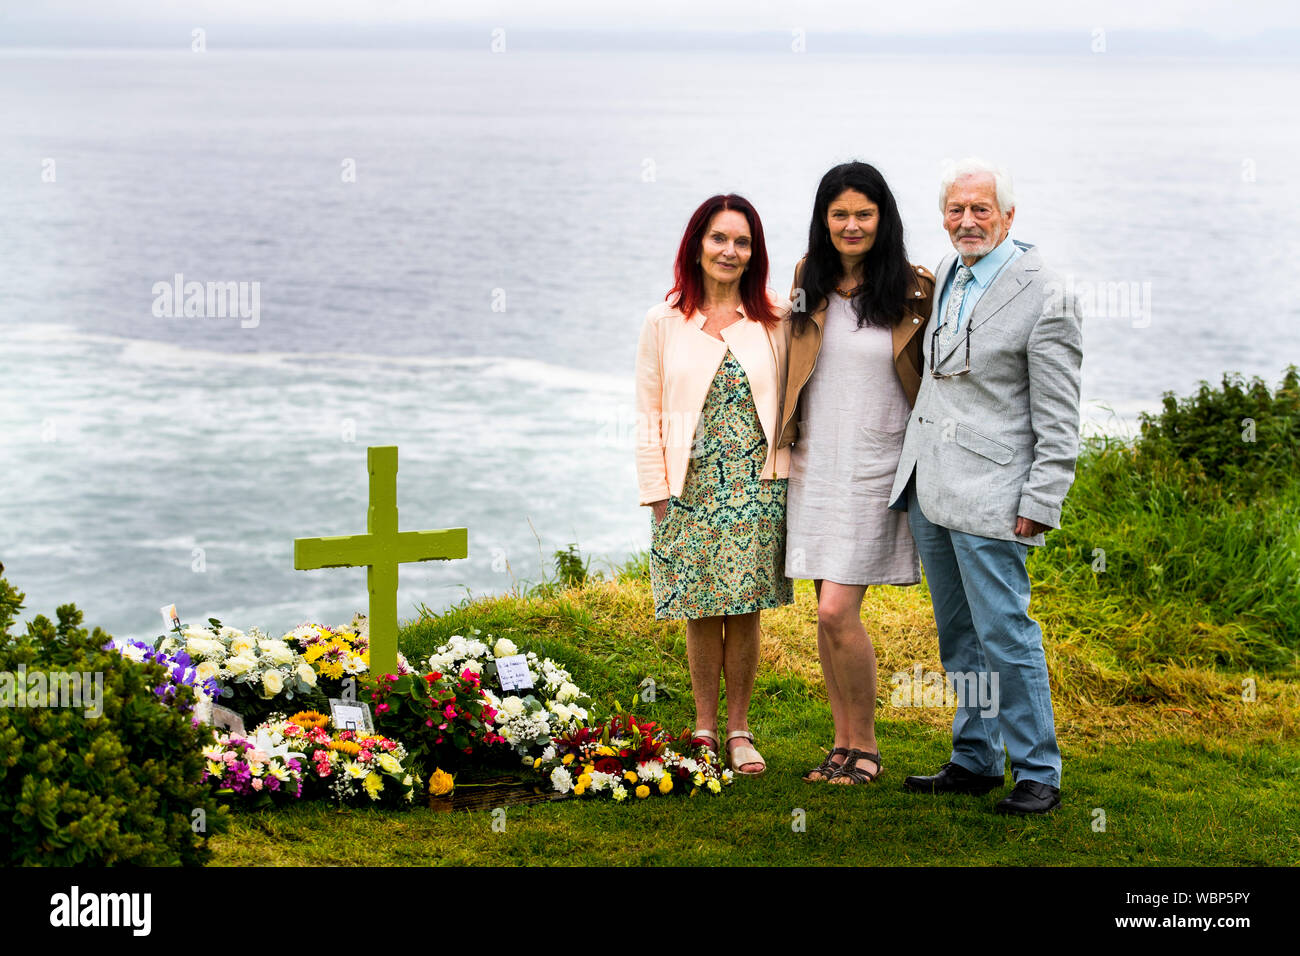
[209,574,1300,867]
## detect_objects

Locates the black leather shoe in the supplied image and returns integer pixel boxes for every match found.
[995,780,1061,815]
[903,761,1005,795]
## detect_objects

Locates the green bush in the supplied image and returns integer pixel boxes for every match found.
[1030,367,1300,672]
[1137,365,1299,499]
[0,573,227,865]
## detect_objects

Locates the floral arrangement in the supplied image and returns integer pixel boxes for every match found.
[284,615,412,698]
[157,619,322,728]
[425,630,589,757]
[367,666,505,774]
[532,711,733,801]
[249,711,422,807]
[200,732,306,807]
[111,638,220,722]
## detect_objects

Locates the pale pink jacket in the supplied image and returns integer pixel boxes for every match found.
[634,292,792,506]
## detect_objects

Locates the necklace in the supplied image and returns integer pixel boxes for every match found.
[834,283,862,299]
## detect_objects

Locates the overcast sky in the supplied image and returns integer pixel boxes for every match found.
[3,0,1298,36]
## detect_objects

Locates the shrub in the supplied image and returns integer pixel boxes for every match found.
[0,574,228,865]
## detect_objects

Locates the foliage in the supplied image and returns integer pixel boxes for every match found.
[0,576,228,866]
[366,667,505,775]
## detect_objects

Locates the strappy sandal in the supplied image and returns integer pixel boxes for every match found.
[725,730,766,776]
[691,728,719,758]
[803,746,851,783]
[828,748,882,785]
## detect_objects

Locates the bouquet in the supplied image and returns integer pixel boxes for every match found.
[252,711,422,807]
[532,710,733,801]
[284,615,413,699]
[111,638,220,722]
[425,630,589,757]
[367,666,506,774]
[157,619,322,728]
[200,731,306,808]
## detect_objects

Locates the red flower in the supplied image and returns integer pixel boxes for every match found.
[594,757,623,776]
[376,703,390,714]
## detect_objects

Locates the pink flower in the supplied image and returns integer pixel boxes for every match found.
[251,778,263,791]
[438,722,447,730]
[443,704,456,719]
[425,718,434,727]
[376,703,390,714]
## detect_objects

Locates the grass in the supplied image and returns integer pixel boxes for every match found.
[209,573,1300,867]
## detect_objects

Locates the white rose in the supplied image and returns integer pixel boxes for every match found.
[225,654,256,676]
[218,625,246,641]
[493,638,518,658]
[195,661,220,684]
[262,670,284,697]
[556,681,580,702]
[229,635,255,657]
[258,641,294,665]
[500,696,526,717]
[296,662,317,687]
[463,660,482,674]
[377,753,402,774]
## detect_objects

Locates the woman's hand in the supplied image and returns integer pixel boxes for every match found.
[651,499,669,525]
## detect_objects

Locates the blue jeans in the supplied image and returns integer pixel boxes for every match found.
[906,483,1062,789]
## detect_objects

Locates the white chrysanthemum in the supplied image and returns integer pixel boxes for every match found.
[721,769,734,783]
[589,772,617,793]
[612,785,628,802]
[549,767,573,794]
[345,762,368,779]
[541,744,557,762]
[636,761,666,782]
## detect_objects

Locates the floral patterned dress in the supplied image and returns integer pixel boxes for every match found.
[649,349,793,620]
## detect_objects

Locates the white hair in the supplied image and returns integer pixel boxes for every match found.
[939,157,1015,214]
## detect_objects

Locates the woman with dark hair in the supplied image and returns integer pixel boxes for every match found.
[635,193,793,776]
[777,162,935,785]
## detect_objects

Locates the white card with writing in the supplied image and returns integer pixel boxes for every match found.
[211,704,246,737]
[496,654,534,692]
[329,699,374,733]
[160,603,181,631]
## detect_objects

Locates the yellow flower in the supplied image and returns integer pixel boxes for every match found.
[577,773,592,788]
[690,787,699,797]
[562,754,575,765]
[596,746,615,757]
[573,783,587,796]
[624,771,638,783]
[364,772,384,797]
[693,771,705,786]
[533,757,542,769]
[428,769,455,796]
[635,785,650,799]
[658,775,673,794]
[583,764,595,775]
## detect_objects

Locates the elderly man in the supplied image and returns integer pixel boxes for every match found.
[887,158,1083,815]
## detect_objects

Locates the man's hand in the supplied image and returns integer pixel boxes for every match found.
[651,499,669,525]
[1014,516,1051,538]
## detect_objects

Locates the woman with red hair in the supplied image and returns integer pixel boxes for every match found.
[634,194,793,776]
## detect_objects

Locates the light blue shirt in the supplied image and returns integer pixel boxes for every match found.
[936,235,1024,334]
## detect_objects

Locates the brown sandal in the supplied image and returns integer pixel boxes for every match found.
[828,748,882,785]
[803,746,850,782]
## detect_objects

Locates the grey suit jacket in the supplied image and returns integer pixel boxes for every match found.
[887,240,1083,546]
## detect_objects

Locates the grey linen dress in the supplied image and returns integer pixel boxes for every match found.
[784,294,920,585]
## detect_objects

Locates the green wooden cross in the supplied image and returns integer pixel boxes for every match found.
[294,445,467,677]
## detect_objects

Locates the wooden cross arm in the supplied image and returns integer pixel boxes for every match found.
[294,528,468,570]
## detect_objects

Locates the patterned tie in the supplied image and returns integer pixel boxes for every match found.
[938,264,974,354]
